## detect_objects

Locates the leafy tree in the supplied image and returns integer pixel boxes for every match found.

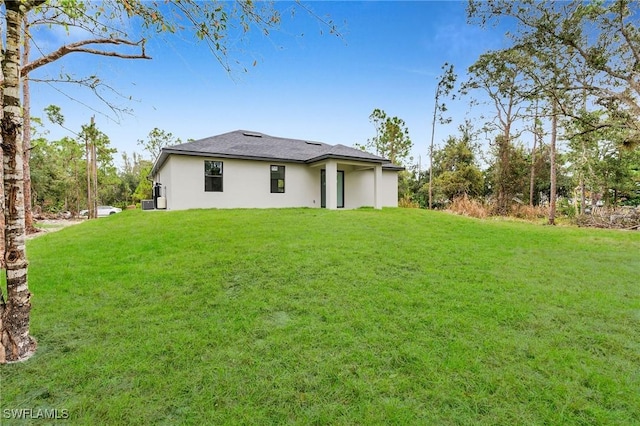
[565,107,640,209]
[362,109,413,166]
[468,0,640,222]
[524,101,541,207]
[565,108,603,213]
[132,163,153,203]
[30,136,85,213]
[118,152,153,206]
[590,133,640,207]
[138,128,182,162]
[429,122,484,204]
[484,137,531,210]
[29,137,62,212]
[464,48,532,214]
[398,168,430,208]
[44,107,117,217]
[29,128,118,215]
[469,0,640,144]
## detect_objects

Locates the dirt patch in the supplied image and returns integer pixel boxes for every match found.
[27,219,84,239]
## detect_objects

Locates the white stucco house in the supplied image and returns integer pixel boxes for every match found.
[149,130,404,210]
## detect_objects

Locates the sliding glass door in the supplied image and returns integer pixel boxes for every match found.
[320,169,344,208]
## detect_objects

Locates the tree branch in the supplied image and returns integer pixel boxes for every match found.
[31,77,135,122]
[21,38,151,75]
[615,2,640,69]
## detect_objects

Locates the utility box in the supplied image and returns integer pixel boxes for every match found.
[141,200,155,211]
[156,197,167,210]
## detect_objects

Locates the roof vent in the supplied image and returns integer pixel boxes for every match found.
[243,131,263,138]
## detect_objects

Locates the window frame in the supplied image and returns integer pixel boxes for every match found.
[270,165,285,194]
[204,160,223,192]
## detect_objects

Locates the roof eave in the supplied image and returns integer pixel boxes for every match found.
[150,150,169,177]
[382,163,405,171]
[151,150,307,176]
[305,153,387,164]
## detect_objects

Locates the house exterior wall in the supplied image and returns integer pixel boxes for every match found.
[155,155,398,210]
[156,156,320,210]
[344,168,398,208]
[382,170,399,206]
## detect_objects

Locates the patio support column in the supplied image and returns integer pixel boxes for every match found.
[326,160,338,210]
[374,164,383,209]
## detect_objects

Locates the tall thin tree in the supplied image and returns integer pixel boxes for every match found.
[428,63,456,209]
[0,0,45,364]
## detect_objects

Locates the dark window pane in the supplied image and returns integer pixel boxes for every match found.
[205,176,223,192]
[205,161,222,176]
[205,161,223,192]
[211,177,222,192]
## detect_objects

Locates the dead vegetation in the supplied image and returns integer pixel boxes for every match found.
[447,195,489,219]
[398,195,420,208]
[576,207,640,230]
[445,195,639,230]
[509,204,547,221]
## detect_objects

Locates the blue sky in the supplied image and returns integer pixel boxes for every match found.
[30,1,510,166]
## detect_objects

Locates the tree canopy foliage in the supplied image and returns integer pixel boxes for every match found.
[430,123,484,204]
[468,0,640,146]
[361,108,413,166]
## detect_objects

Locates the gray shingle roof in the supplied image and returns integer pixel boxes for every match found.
[152,130,404,174]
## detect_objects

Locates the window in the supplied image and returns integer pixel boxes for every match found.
[270,165,285,193]
[205,161,223,192]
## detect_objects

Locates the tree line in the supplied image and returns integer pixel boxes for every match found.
[30,120,179,216]
[367,1,640,220]
[386,114,639,214]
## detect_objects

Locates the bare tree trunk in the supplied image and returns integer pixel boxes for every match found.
[92,129,98,213]
[529,134,538,207]
[579,175,586,215]
[579,91,587,215]
[75,163,80,214]
[0,25,5,270]
[22,17,36,233]
[529,145,537,207]
[428,93,437,210]
[0,2,41,364]
[529,101,540,207]
[85,116,98,218]
[496,130,511,215]
[548,101,558,225]
[86,134,93,218]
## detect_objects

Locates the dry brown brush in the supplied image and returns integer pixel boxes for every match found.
[576,207,640,230]
[447,195,489,219]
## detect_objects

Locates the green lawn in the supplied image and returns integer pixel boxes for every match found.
[2,208,639,425]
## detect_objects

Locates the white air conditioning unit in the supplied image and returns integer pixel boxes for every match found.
[156,197,167,210]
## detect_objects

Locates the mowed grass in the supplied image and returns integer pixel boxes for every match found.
[2,208,639,425]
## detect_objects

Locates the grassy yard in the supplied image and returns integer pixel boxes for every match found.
[2,208,639,425]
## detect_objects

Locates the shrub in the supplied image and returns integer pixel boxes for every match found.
[447,195,489,218]
[510,204,547,220]
[398,195,420,208]
[558,198,577,218]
